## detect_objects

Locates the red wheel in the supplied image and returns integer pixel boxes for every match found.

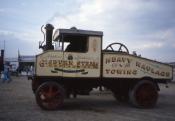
[35,81,65,110]
[129,80,158,108]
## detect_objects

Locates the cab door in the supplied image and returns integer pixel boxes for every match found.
[76,36,101,78]
[62,36,101,78]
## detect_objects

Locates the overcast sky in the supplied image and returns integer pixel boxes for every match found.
[0,0,175,62]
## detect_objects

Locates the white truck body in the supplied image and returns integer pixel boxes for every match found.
[36,36,172,80]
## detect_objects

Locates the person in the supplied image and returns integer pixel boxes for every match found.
[65,43,74,52]
[30,66,34,75]
[7,65,11,82]
[2,64,9,83]
[0,71,4,81]
[65,42,81,52]
[2,63,11,83]
[16,66,22,76]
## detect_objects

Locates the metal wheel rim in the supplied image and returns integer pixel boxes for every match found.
[37,83,64,110]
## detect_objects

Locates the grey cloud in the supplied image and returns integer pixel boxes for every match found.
[0,33,40,58]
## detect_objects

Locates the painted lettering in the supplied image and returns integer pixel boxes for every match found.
[136,61,170,77]
[106,69,110,74]
[136,61,141,67]
[39,59,99,69]
[105,56,132,64]
[105,69,137,75]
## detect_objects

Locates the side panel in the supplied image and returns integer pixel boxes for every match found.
[36,51,63,76]
[103,53,173,80]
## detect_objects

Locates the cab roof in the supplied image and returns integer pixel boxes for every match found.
[53,28,103,41]
[59,28,103,36]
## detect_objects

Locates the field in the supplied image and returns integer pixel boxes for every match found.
[0,76,175,121]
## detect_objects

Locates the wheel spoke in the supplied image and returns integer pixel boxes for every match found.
[118,45,122,51]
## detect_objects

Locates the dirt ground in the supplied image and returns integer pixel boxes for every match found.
[0,76,175,121]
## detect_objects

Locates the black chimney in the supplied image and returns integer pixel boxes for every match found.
[0,50,4,71]
[45,24,54,50]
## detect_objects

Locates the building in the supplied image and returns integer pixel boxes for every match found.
[5,57,19,72]
[4,55,35,75]
[18,55,35,70]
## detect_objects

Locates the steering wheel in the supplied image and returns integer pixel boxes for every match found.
[105,42,129,53]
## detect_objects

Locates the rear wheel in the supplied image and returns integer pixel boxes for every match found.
[129,80,158,108]
[35,81,65,110]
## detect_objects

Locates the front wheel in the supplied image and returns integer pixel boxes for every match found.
[129,80,158,108]
[35,81,65,110]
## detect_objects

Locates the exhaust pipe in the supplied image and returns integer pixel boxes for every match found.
[45,24,54,50]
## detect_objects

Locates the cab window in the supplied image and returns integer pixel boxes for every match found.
[63,35,88,53]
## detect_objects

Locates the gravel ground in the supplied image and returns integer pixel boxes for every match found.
[0,76,175,121]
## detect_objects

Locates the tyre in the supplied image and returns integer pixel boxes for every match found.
[35,81,65,110]
[129,80,158,108]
